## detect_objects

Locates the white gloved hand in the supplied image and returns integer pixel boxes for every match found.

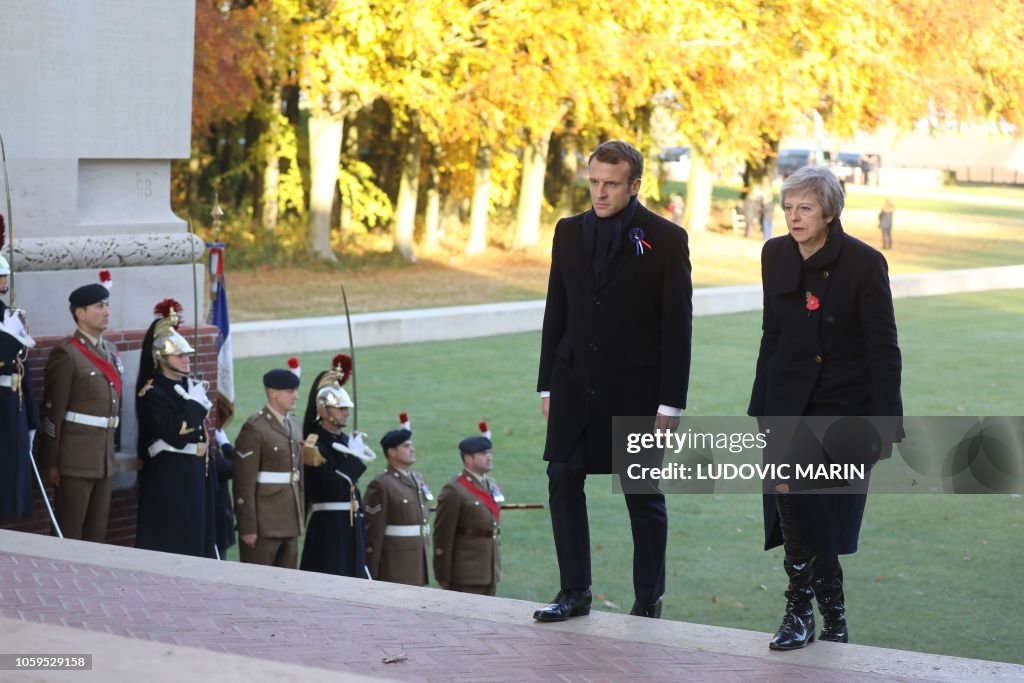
[214,429,230,447]
[175,381,212,410]
[1,310,34,348]
[187,379,213,409]
[349,432,377,463]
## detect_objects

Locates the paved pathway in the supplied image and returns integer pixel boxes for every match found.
[2,532,1022,682]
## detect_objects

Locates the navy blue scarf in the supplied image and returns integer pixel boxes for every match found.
[583,195,639,284]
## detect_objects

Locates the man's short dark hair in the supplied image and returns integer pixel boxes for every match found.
[589,140,644,181]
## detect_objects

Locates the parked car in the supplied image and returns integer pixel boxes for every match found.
[775,148,815,178]
[831,152,865,184]
[658,146,691,182]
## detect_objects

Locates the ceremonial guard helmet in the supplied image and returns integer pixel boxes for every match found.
[151,299,195,364]
[316,354,354,409]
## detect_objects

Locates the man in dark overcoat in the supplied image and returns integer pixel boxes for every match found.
[534,140,692,621]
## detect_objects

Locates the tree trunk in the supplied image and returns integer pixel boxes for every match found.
[261,91,282,232]
[422,156,441,253]
[513,130,551,249]
[339,118,358,237]
[466,144,491,255]
[683,146,714,232]
[393,127,423,261]
[308,114,343,261]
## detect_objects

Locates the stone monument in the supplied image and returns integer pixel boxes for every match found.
[0,0,210,540]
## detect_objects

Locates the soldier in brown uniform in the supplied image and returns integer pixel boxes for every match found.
[233,367,304,568]
[38,278,123,541]
[432,434,503,596]
[363,428,432,585]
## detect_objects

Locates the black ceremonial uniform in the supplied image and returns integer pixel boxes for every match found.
[213,441,236,558]
[135,374,216,558]
[299,424,368,577]
[0,300,38,523]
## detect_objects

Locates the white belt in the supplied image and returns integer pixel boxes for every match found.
[0,375,12,388]
[65,411,119,429]
[148,439,198,457]
[311,502,353,512]
[385,524,428,537]
[257,470,298,484]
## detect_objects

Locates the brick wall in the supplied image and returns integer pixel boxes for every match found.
[2,324,221,545]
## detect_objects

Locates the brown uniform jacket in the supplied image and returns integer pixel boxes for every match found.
[432,470,501,589]
[363,465,431,586]
[233,406,304,539]
[37,331,122,478]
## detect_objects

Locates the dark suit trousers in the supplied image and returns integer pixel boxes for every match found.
[547,442,668,604]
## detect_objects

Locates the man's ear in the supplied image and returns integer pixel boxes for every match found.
[630,178,642,195]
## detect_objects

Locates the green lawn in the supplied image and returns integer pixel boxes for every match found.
[843,190,1024,222]
[227,289,1024,664]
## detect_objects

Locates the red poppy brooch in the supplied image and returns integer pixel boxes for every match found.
[805,291,820,312]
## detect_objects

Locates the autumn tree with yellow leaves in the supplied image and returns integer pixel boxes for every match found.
[179,0,1024,259]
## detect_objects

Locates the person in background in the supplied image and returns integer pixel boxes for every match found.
[299,354,376,577]
[0,250,38,523]
[38,272,122,542]
[433,424,503,596]
[134,299,216,558]
[233,362,304,568]
[363,415,432,586]
[878,200,894,250]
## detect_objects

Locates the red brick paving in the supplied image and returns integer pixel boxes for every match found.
[0,551,904,682]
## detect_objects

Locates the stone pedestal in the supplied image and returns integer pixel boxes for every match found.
[0,1,202,535]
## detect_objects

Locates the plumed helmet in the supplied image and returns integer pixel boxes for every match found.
[151,299,194,363]
[317,384,354,409]
[314,353,354,409]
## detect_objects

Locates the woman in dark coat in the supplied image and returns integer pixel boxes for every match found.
[748,165,903,650]
[298,355,376,577]
[135,300,217,558]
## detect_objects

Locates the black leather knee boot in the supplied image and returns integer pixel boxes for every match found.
[769,494,816,651]
[813,556,848,643]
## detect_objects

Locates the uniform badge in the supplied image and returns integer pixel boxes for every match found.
[416,474,434,502]
[365,503,382,515]
[179,421,195,435]
[137,379,154,398]
[489,480,505,504]
[112,350,124,375]
[238,450,253,459]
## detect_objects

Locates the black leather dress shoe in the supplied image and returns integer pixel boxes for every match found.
[629,597,662,618]
[533,588,593,622]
